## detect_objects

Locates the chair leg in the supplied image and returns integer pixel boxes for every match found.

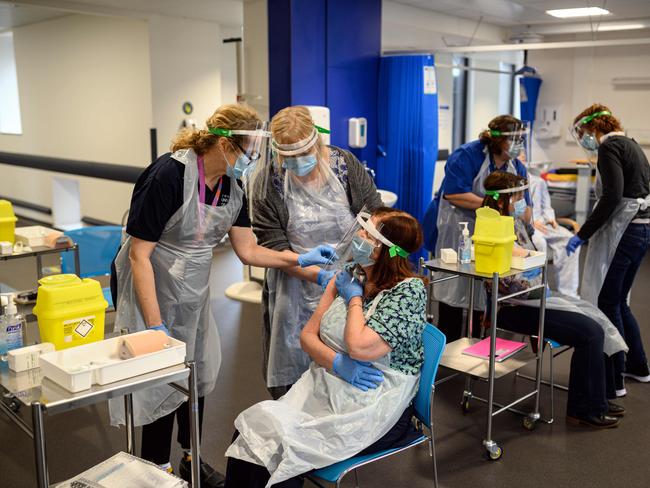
[549,344,555,423]
[431,436,439,488]
[353,468,360,488]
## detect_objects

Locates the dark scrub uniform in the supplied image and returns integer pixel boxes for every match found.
[111,152,250,478]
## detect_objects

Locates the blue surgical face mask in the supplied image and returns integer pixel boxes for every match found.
[282,154,318,177]
[351,235,377,267]
[513,198,527,218]
[227,153,251,180]
[579,133,599,151]
[507,141,524,160]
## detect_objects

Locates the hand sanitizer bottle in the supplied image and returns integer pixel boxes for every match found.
[4,295,25,352]
[458,222,471,264]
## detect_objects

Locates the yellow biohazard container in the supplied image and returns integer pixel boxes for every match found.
[472,207,517,275]
[33,274,108,350]
[0,200,17,244]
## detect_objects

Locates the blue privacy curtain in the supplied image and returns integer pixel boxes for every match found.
[376,54,438,261]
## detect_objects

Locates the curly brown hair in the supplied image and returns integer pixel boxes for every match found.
[573,103,623,136]
[171,104,262,155]
[481,171,528,216]
[478,115,525,156]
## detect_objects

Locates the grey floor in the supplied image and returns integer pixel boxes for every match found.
[1,243,650,487]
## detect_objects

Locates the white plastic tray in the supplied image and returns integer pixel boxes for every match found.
[511,251,546,270]
[39,334,186,393]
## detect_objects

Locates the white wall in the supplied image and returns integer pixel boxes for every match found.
[148,15,237,156]
[243,0,269,119]
[529,43,650,163]
[0,14,152,223]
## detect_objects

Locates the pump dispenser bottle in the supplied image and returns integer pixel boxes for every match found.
[458,222,471,264]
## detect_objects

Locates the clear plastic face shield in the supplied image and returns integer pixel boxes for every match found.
[209,121,272,181]
[489,121,531,161]
[271,125,330,178]
[569,110,611,164]
[322,210,410,276]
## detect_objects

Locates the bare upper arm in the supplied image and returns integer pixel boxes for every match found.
[129,237,157,260]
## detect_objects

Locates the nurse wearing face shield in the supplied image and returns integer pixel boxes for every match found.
[109,104,336,486]
[250,106,382,399]
[567,104,650,397]
[422,115,532,341]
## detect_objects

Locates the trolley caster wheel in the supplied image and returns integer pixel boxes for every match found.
[9,400,20,413]
[486,446,503,461]
[523,416,537,431]
[461,398,471,414]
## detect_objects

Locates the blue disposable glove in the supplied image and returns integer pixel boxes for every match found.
[565,235,585,256]
[297,245,339,267]
[332,353,384,391]
[317,269,336,291]
[521,268,542,280]
[335,271,363,304]
[149,323,170,335]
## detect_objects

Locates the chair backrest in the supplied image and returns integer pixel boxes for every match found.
[413,323,446,428]
[61,226,122,278]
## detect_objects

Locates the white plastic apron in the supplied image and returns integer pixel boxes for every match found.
[580,169,650,307]
[110,149,243,426]
[265,167,355,388]
[226,282,420,487]
[433,151,519,310]
[508,220,628,356]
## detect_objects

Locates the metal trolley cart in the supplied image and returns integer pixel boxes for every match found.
[421,258,548,460]
[0,361,202,487]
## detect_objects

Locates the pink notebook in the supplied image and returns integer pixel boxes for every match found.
[462,337,527,362]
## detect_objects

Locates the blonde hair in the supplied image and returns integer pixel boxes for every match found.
[171,104,262,155]
[270,106,326,166]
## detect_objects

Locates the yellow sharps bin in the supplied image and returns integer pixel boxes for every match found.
[33,274,108,350]
[472,207,517,275]
[0,199,17,244]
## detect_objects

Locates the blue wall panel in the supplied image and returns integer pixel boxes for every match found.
[268,0,292,117]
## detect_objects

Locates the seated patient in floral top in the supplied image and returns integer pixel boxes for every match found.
[224,208,431,488]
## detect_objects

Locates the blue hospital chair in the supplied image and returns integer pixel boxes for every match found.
[61,226,122,308]
[308,324,446,488]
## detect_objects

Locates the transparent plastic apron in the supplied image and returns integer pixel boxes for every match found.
[265,169,355,388]
[227,281,420,487]
[110,149,242,426]
[509,219,628,356]
[580,169,650,307]
[433,152,518,310]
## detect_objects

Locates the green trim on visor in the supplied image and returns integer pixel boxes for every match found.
[315,125,331,134]
[389,245,410,258]
[485,189,500,201]
[577,110,611,126]
[208,127,231,137]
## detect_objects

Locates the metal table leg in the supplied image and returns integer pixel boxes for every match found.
[74,245,81,277]
[36,255,44,280]
[484,273,501,460]
[124,393,135,455]
[462,277,475,411]
[32,402,49,488]
[188,361,201,488]
[575,166,591,225]
[533,265,548,420]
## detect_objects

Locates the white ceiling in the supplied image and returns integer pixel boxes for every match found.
[3,0,243,28]
[393,0,650,27]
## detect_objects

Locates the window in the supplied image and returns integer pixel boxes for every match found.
[0,31,23,135]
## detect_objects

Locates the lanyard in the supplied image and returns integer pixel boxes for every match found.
[197,156,223,207]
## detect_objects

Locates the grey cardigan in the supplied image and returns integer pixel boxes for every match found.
[252,146,383,251]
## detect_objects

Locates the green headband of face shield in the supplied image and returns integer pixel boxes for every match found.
[388,245,410,258]
[208,127,272,137]
[356,212,410,260]
[314,125,330,134]
[576,110,611,127]
[485,183,529,201]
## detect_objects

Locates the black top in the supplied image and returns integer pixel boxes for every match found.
[578,135,650,241]
[126,152,250,243]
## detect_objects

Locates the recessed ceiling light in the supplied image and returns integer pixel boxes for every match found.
[546,7,610,19]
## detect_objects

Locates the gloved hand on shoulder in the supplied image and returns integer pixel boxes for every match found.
[335,271,363,303]
[317,269,336,291]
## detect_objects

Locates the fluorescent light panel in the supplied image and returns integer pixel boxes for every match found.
[597,23,647,32]
[546,7,610,19]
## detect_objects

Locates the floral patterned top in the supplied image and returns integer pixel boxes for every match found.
[364,279,427,375]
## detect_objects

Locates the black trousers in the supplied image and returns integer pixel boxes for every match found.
[498,306,608,417]
[438,302,483,342]
[140,397,205,465]
[224,405,418,488]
